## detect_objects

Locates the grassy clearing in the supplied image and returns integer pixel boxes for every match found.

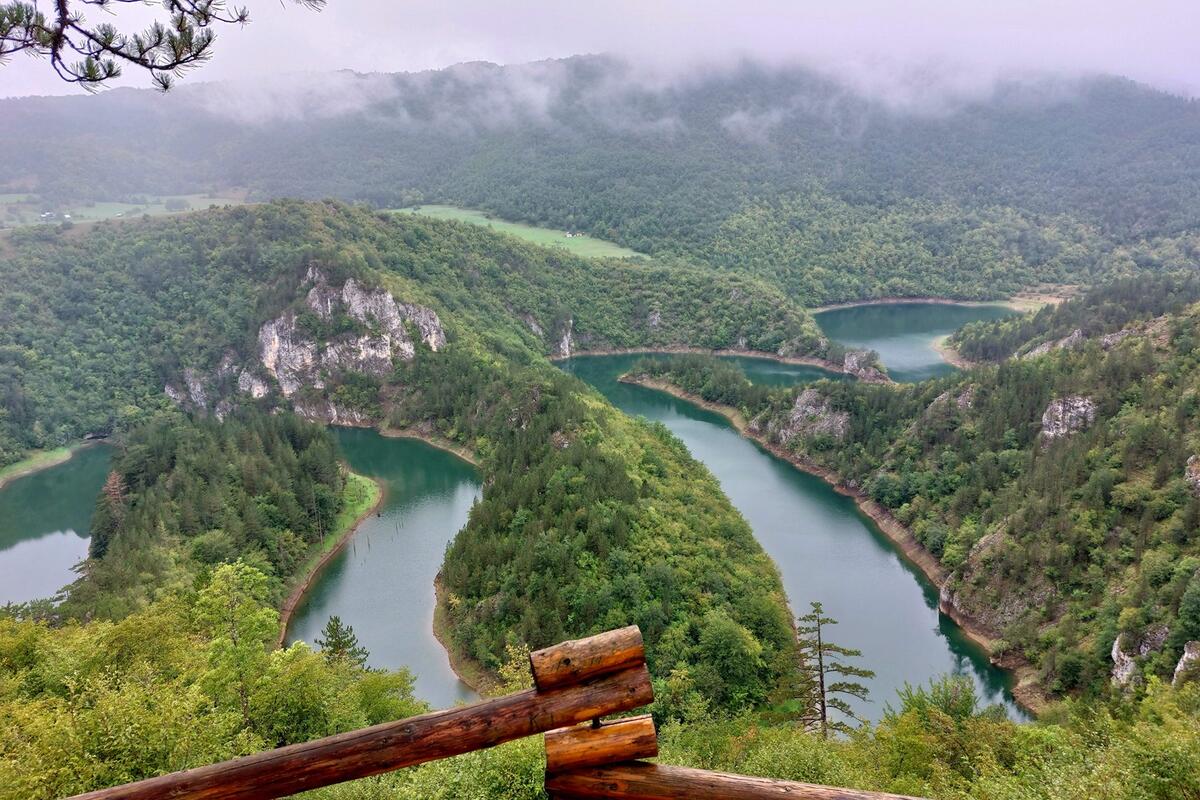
[391,204,646,259]
[0,193,246,227]
[0,446,76,490]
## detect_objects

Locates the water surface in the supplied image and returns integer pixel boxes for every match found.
[0,445,111,605]
[285,428,481,708]
[815,302,1015,382]
[561,353,1024,720]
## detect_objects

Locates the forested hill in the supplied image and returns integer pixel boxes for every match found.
[5,57,1200,302]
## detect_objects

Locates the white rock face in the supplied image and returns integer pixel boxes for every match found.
[522,314,545,337]
[559,318,574,358]
[259,270,446,398]
[1186,455,1200,496]
[1101,329,1133,350]
[293,398,372,427]
[772,388,850,444]
[1175,641,1200,685]
[1040,396,1096,443]
[258,314,323,398]
[183,368,208,410]
[237,370,270,399]
[647,309,662,329]
[1022,328,1084,360]
[1112,635,1138,687]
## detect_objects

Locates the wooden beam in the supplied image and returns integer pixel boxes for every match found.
[545,762,928,800]
[68,664,653,800]
[545,715,658,776]
[531,625,645,691]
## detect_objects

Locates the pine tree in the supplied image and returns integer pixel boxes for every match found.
[315,615,370,668]
[794,601,875,738]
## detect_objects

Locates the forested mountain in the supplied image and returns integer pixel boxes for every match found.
[5,57,1200,302]
[630,278,1200,702]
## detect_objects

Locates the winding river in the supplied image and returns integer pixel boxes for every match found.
[284,427,481,709]
[0,303,1023,718]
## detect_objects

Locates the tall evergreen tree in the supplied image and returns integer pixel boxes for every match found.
[794,601,874,738]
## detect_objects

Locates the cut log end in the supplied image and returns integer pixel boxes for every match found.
[545,714,658,776]
[531,625,645,691]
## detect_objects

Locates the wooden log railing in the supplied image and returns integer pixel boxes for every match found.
[66,625,925,800]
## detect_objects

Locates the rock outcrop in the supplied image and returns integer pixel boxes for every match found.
[1110,625,1171,687]
[558,318,574,358]
[768,389,850,444]
[1112,635,1138,687]
[1022,328,1084,360]
[1175,641,1200,685]
[1186,455,1200,496]
[165,270,444,422]
[843,350,887,383]
[1100,329,1133,350]
[1040,396,1096,443]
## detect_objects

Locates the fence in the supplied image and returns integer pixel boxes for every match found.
[67,626,923,800]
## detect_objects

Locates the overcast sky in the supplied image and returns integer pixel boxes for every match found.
[2,0,1199,100]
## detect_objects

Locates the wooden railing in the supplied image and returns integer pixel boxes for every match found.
[67,626,923,800]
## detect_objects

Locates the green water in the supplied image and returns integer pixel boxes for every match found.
[0,445,111,605]
[815,302,1016,382]
[561,354,1025,721]
[285,428,482,708]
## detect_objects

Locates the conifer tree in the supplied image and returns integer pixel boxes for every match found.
[315,615,370,668]
[793,601,874,738]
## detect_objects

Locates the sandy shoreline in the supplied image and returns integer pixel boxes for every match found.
[620,372,1047,716]
[931,335,978,370]
[276,474,385,647]
[549,345,848,376]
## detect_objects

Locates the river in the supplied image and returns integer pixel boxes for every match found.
[0,444,111,605]
[283,427,482,708]
[559,303,1024,720]
[0,303,1021,718]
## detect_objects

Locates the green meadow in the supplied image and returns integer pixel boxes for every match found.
[392,204,646,259]
[0,194,246,227]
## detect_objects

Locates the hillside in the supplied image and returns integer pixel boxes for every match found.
[5,58,1200,303]
[628,278,1200,702]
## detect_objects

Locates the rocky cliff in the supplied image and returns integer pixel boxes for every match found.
[166,269,445,425]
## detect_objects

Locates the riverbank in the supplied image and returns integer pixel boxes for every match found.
[619,372,1046,716]
[931,335,977,370]
[380,426,480,467]
[276,471,384,647]
[432,575,492,695]
[811,294,1059,314]
[550,346,847,377]
[0,444,92,491]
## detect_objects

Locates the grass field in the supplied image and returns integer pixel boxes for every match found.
[391,204,646,259]
[0,193,246,227]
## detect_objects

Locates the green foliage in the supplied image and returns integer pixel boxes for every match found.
[794,601,875,738]
[0,565,424,800]
[63,410,347,619]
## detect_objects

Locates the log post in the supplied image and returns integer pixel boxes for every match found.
[545,715,658,776]
[546,762,929,800]
[531,625,645,691]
